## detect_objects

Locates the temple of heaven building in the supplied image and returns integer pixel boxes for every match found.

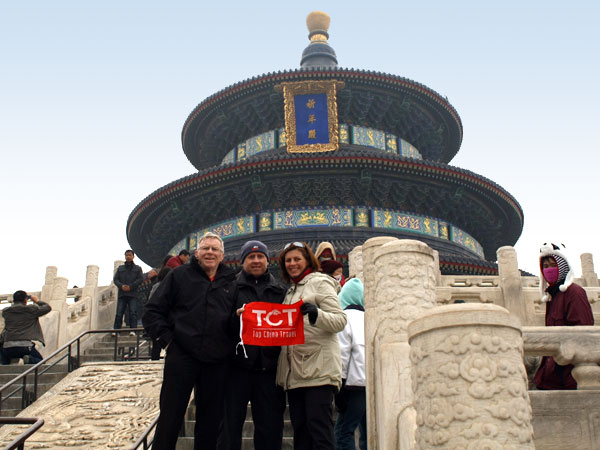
[127,11,523,276]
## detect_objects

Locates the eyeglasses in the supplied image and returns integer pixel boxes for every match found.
[284,242,305,251]
[198,246,223,252]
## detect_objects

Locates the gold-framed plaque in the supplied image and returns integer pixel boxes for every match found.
[275,80,344,153]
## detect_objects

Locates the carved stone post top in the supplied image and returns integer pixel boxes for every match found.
[85,265,99,287]
[497,245,517,256]
[581,253,596,272]
[362,236,397,252]
[349,245,362,255]
[408,303,522,342]
[375,238,434,259]
[522,325,600,365]
[44,266,58,284]
[50,276,69,303]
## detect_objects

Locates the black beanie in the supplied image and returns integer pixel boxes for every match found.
[240,240,269,263]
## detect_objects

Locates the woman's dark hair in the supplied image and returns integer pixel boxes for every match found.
[278,242,321,284]
[157,266,172,282]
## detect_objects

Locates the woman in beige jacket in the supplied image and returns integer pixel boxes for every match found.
[276,241,347,450]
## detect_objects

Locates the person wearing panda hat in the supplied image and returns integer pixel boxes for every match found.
[533,243,594,390]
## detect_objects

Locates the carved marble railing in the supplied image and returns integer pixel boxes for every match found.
[352,239,600,450]
[0,263,121,358]
[523,326,600,390]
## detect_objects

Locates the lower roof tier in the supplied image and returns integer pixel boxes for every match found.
[127,148,523,266]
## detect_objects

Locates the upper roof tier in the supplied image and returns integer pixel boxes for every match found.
[182,12,462,171]
[182,69,462,170]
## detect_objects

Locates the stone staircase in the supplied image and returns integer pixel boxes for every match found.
[0,363,69,417]
[80,332,154,363]
[0,332,151,419]
[176,402,293,450]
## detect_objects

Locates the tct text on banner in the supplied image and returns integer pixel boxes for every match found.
[241,301,305,346]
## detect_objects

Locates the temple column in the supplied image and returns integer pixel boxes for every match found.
[408,304,535,449]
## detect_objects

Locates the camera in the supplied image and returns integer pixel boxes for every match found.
[27,295,31,300]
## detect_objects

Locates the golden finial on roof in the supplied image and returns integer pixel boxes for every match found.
[307,11,330,43]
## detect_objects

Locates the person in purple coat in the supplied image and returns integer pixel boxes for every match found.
[533,243,594,390]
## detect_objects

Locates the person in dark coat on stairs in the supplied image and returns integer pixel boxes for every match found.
[113,249,143,334]
[1,291,51,365]
[143,232,238,450]
[219,240,287,450]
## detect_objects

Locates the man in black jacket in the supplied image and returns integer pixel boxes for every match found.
[143,232,238,450]
[113,249,143,334]
[219,240,287,450]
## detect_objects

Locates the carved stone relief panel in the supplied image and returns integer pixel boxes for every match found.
[0,363,163,449]
[408,304,534,449]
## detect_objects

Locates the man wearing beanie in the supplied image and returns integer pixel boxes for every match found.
[219,240,287,450]
[534,243,594,390]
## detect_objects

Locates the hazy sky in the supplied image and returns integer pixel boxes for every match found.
[1,1,599,293]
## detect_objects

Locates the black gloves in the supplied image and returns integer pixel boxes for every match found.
[300,302,318,325]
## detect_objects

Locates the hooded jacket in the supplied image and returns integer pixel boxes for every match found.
[233,269,286,371]
[337,278,366,387]
[534,243,594,389]
[315,242,336,261]
[142,257,238,363]
[276,271,347,391]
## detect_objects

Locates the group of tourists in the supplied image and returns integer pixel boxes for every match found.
[142,233,367,450]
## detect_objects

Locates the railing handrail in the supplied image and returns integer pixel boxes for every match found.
[0,328,144,395]
[129,414,159,450]
[0,417,44,450]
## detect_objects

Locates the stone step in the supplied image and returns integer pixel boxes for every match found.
[174,436,294,450]
[185,403,290,421]
[0,371,67,384]
[84,347,151,356]
[78,354,153,363]
[90,340,153,350]
[182,418,293,437]
[0,364,68,375]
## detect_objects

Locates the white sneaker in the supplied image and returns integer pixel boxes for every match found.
[129,332,136,337]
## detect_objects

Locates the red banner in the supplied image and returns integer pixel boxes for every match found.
[241,301,305,346]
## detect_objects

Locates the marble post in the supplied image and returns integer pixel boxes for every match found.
[348,245,364,282]
[41,266,58,302]
[497,246,529,325]
[50,276,69,347]
[580,253,599,287]
[367,239,438,450]
[408,304,535,449]
[83,265,100,329]
[363,236,398,450]
[432,250,442,286]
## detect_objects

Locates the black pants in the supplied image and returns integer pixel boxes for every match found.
[287,386,336,450]
[2,345,43,364]
[152,344,227,450]
[219,366,286,450]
